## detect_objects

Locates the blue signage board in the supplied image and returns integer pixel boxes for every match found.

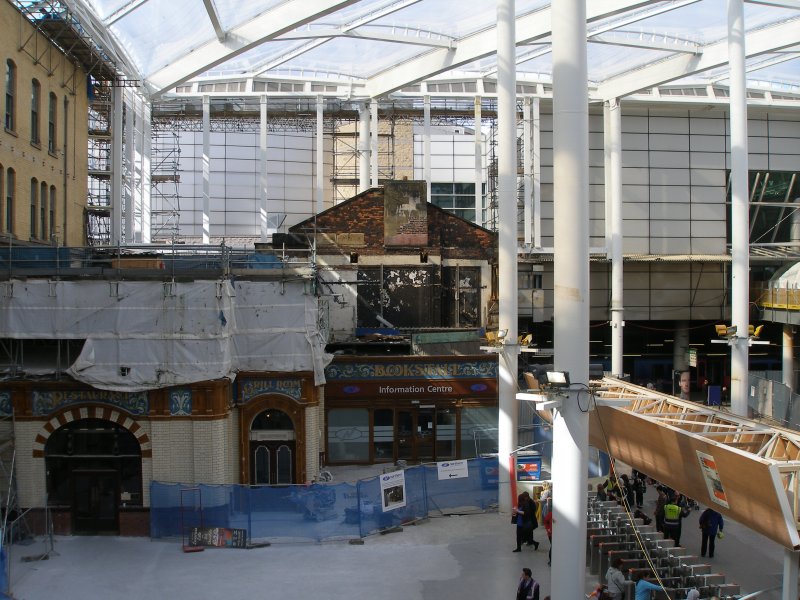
[516,455,542,481]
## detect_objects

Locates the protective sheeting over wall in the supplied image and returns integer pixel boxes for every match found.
[0,279,330,391]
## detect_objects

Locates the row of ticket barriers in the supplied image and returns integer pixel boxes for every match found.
[587,494,741,600]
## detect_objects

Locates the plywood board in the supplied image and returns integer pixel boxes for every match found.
[590,406,800,549]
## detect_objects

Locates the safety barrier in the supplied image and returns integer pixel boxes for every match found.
[150,456,499,543]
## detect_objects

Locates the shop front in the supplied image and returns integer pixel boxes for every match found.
[324,356,498,465]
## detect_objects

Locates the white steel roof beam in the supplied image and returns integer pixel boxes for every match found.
[597,16,800,100]
[146,0,361,98]
[365,0,656,98]
[104,0,151,26]
[202,0,226,42]
[590,33,701,54]
[745,0,800,9]
[244,0,426,80]
[277,27,456,48]
[710,50,800,82]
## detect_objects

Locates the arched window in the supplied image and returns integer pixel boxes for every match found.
[30,79,40,145]
[4,60,15,131]
[48,92,57,153]
[40,180,47,239]
[5,169,13,234]
[29,178,37,239]
[49,185,56,239]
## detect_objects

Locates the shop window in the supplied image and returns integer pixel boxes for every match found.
[459,407,498,459]
[328,408,369,461]
[373,409,394,462]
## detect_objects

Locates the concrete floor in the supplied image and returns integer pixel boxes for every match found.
[6,470,789,600]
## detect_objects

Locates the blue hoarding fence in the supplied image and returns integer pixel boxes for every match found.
[150,456,499,544]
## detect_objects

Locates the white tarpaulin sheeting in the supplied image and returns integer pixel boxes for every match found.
[0,279,331,391]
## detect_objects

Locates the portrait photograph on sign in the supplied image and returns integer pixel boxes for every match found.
[379,469,407,512]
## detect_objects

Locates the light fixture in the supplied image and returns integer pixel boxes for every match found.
[544,371,570,388]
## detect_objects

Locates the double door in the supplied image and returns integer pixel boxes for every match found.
[396,407,455,463]
[73,469,119,534]
[251,441,295,484]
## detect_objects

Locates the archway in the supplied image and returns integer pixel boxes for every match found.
[250,408,295,485]
[239,393,306,485]
[44,418,142,534]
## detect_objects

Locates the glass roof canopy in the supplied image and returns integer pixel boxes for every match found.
[19,0,800,102]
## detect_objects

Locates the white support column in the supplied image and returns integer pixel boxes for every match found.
[316,95,325,215]
[370,101,379,188]
[474,96,483,227]
[532,97,541,249]
[783,549,799,600]
[111,86,123,245]
[607,99,624,378]
[423,95,432,203]
[141,103,152,244]
[496,0,518,516]
[124,90,135,245]
[202,95,211,245]
[729,0,749,417]
[523,97,533,246]
[359,102,370,193]
[259,95,269,242]
[551,0,590,597]
[784,325,795,393]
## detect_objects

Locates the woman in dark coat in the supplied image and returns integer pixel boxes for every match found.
[512,492,539,551]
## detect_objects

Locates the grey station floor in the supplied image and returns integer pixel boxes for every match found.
[6,467,789,600]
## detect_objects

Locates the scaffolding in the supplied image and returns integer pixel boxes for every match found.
[86,83,112,245]
[150,132,181,243]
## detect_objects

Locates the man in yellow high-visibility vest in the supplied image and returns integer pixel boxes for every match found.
[662,494,690,545]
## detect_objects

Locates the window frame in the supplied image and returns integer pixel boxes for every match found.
[48,92,57,154]
[30,79,41,146]
[5,60,16,132]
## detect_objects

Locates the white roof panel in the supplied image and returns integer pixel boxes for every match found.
[14,0,800,101]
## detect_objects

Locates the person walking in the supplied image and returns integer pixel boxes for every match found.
[699,507,724,558]
[513,492,538,552]
[605,557,626,600]
[516,567,540,600]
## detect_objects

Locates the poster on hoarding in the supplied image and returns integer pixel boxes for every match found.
[379,469,407,512]
[696,450,730,508]
[189,527,247,548]
[437,460,469,481]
